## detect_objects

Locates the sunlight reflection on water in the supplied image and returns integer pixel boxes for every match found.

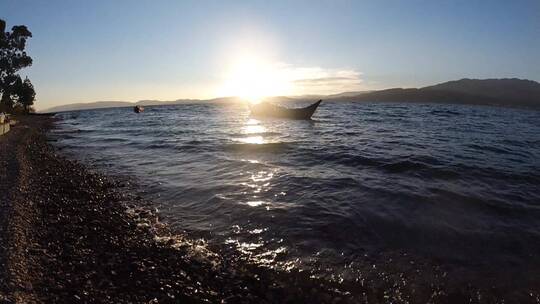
[246,201,265,207]
[238,118,267,144]
[239,135,264,144]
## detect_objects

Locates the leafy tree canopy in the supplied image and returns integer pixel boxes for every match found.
[0,19,34,113]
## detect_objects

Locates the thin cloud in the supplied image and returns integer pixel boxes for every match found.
[278,65,363,94]
[293,76,360,85]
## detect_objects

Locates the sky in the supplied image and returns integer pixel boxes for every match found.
[2,0,540,110]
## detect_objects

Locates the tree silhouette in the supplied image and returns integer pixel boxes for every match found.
[0,19,33,113]
[0,86,14,110]
[16,76,36,113]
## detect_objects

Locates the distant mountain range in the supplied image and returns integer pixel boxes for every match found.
[42,78,540,112]
[334,78,540,107]
[43,97,240,113]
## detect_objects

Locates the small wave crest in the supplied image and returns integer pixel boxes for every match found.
[225,142,291,152]
[430,109,461,116]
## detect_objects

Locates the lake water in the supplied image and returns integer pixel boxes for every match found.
[51,101,540,296]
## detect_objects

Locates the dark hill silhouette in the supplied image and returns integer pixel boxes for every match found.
[336,78,540,108]
[423,78,540,106]
[336,88,504,105]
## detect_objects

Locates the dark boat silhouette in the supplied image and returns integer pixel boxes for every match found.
[249,100,322,120]
[134,105,144,113]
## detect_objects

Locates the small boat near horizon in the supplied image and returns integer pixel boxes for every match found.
[134,105,144,113]
[249,100,322,120]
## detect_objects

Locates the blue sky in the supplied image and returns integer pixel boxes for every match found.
[2,0,539,109]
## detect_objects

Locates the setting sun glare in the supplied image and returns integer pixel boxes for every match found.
[218,54,292,103]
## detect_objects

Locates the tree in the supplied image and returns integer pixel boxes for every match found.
[16,76,35,113]
[0,19,33,113]
[0,87,13,111]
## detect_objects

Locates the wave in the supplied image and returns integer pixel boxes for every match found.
[225,142,292,152]
[289,148,459,176]
[99,137,130,143]
[228,132,282,138]
[430,109,461,116]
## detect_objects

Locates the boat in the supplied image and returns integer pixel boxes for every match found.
[249,100,322,120]
[134,105,144,113]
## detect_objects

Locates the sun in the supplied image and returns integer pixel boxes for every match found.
[218,55,292,103]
